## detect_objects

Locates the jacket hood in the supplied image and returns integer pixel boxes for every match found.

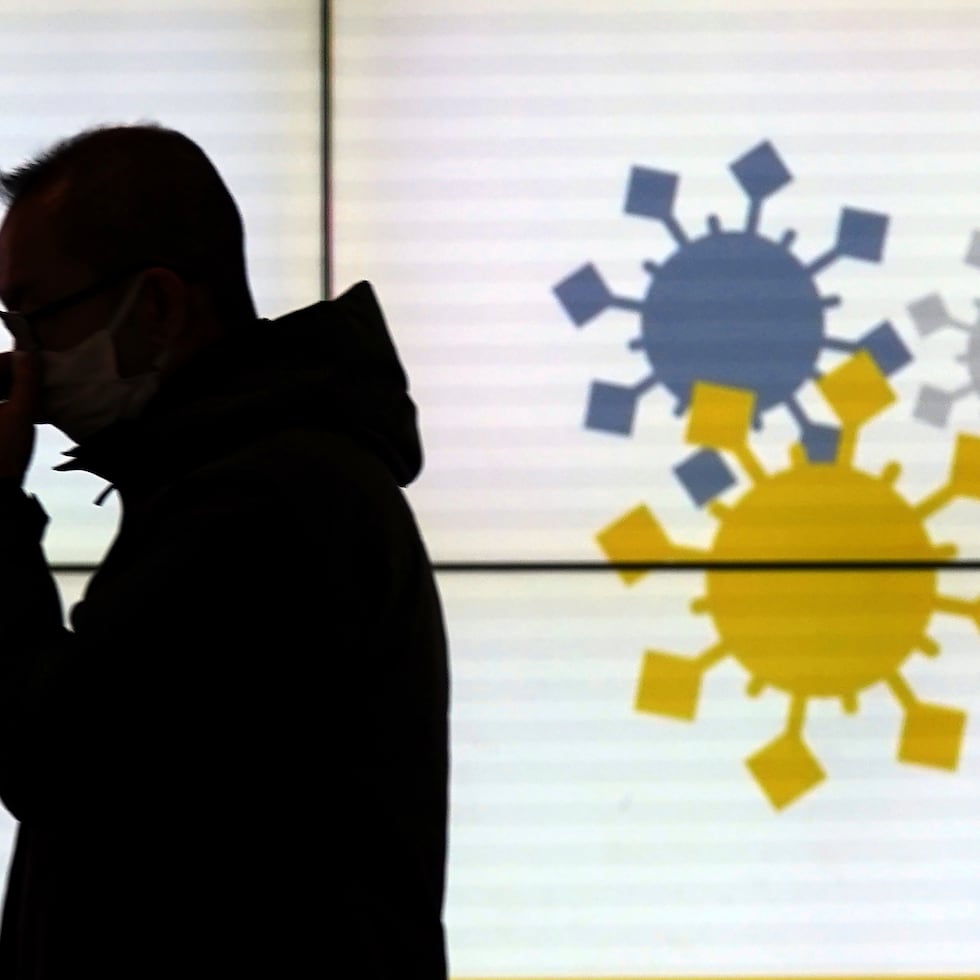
[59,281,424,491]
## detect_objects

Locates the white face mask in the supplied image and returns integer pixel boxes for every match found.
[40,273,165,442]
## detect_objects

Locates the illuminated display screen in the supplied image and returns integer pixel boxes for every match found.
[331,3,980,977]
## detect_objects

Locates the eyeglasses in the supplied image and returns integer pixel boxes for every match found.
[0,266,146,350]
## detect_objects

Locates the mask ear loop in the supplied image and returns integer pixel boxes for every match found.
[102,271,150,380]
[93,272,156,506]
[106,271,149,338]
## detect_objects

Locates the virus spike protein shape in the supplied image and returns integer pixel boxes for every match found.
[553,140,911,463]
[598,351,980,810]
[909,230,980,427]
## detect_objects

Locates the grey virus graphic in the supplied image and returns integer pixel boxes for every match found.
[909,231,980,427]
[552,141,911,463]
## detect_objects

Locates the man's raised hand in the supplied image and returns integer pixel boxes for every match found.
[0,350,40,483]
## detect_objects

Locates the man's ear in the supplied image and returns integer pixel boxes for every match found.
[142,266,189,346]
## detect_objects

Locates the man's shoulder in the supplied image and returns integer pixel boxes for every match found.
[199,425,403,498]
[166,425,419,546]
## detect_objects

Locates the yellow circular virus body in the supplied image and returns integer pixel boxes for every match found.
[704,457,939,701]
[598,355,980,810]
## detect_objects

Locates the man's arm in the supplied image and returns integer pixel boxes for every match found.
[0,351,76,820]
[0,434,388,823]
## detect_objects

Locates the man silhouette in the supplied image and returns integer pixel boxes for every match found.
[0,124,449,979]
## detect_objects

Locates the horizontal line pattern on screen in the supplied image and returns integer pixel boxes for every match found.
[441,566,980,974]
[47,560,980,574]
[435,560,980,572]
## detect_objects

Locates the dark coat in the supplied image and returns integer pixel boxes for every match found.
[0,282,450,978]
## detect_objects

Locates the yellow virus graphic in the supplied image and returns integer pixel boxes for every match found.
[600,351,980,809]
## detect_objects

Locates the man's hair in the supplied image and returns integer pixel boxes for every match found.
[0,122,256,324]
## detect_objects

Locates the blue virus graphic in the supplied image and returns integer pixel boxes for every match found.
[552,141,911,462]
[909,231,980,427]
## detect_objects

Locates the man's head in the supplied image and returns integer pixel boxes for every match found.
[0,123,256,376]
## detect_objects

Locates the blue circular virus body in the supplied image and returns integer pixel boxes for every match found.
[640,230,824,414]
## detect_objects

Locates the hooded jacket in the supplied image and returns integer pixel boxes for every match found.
[0,282,450,978]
